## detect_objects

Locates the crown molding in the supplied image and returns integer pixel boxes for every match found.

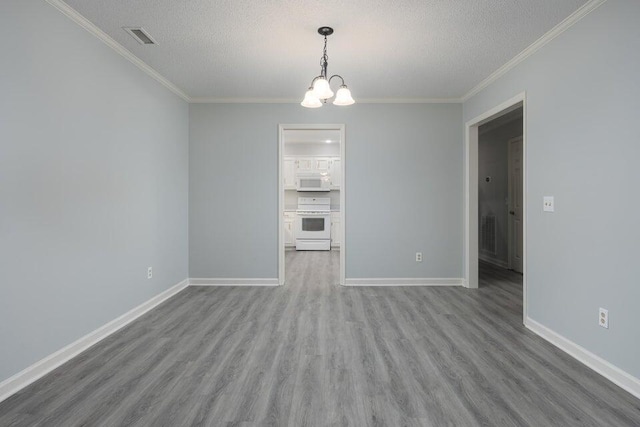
[190,98,299,104]
[190,97,462,104]
[45,0,190,102]
[461,0,607,102]
[357,98,462,104]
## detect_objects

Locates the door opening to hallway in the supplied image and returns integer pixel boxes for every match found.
[477,106,523,291]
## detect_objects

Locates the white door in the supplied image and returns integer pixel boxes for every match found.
[508,137,523,273]
[329,158,341,189]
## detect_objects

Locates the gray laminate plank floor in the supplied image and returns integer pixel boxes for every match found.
[1,252,639,426]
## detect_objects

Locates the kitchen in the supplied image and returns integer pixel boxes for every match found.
[281,127,342,284]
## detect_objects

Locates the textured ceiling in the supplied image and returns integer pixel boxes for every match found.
[61,0,587,101]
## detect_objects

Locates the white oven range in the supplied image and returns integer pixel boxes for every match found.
[295,197,331,251]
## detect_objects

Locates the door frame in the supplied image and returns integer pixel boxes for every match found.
[507,135,524,272]
[464,92,527,321]
[278,124,346,286]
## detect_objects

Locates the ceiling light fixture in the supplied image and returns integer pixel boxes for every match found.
[301,27,355,108]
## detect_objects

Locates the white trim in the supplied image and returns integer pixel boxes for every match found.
[464,92,527,321]
[44,0,190,102]
[190,97,461,104]
[339,126,346,287]
[344,278,463,287]
[525,317,640,400]
[278,125,285,286]
[278,124,346,287]
[464,120,479,289]
[461,0,607,102]
[355,98,461,104]
[0,278,189,404]
[478,255,509,270]
[194,98,302,104]
[189,278,279,286]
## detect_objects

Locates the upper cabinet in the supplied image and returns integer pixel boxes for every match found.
[283,157,296,189]
[284,156,341,190]
[297,158,314,172]
[329,157,341,189]
[315,158,331,173]
[296,157,332,174]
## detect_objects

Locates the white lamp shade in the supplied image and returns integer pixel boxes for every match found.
[301,89,322,108]
[312,78,334,99]
[333,86,355,106]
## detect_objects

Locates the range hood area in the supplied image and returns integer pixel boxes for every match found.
[296,172,331,192]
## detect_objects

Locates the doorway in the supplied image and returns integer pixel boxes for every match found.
[477,108,523,273]
[465,93,526,322]
[278,124,346,286]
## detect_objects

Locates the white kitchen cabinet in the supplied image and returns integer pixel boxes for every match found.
[283,157,296,189]
[289,156,340,189]
[330,212,341,248]
[296,158,314,172]
[329,157,341,189]
[296,157,333,173]
[315,158,331,173]
[284,212,296,246]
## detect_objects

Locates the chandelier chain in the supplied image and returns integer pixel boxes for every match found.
[320,35,329,77]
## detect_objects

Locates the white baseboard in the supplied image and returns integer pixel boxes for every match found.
[189,278,279,286]
[0,278,189,404]
[344,278,463,287]
[525,317,640,400]
[479,254,509,269]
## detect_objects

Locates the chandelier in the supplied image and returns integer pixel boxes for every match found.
[301,27,355,108]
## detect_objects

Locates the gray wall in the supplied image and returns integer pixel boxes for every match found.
[478,118,523,266]
[0,1,189,382]
[463,0,640,378]
[189,103,463,279]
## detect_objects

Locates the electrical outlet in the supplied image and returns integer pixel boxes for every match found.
[599,308,608,329]
[416,252,423,262]
[147,267,153,279]
[543,196,554,212]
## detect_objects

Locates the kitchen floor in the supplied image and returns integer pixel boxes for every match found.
[1,252,638,426]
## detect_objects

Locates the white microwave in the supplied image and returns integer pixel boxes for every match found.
[296,173,330,192]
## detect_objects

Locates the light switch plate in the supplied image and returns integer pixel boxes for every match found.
[543,196,554,212]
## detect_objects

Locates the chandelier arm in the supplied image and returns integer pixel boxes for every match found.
[328,75,345,86]
[309,75,324,88]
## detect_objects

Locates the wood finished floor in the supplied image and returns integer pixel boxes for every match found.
[1,251,639,426]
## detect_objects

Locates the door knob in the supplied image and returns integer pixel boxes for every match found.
[509,210,515,215]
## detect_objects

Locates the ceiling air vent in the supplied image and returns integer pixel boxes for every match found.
[123,27,156,45]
